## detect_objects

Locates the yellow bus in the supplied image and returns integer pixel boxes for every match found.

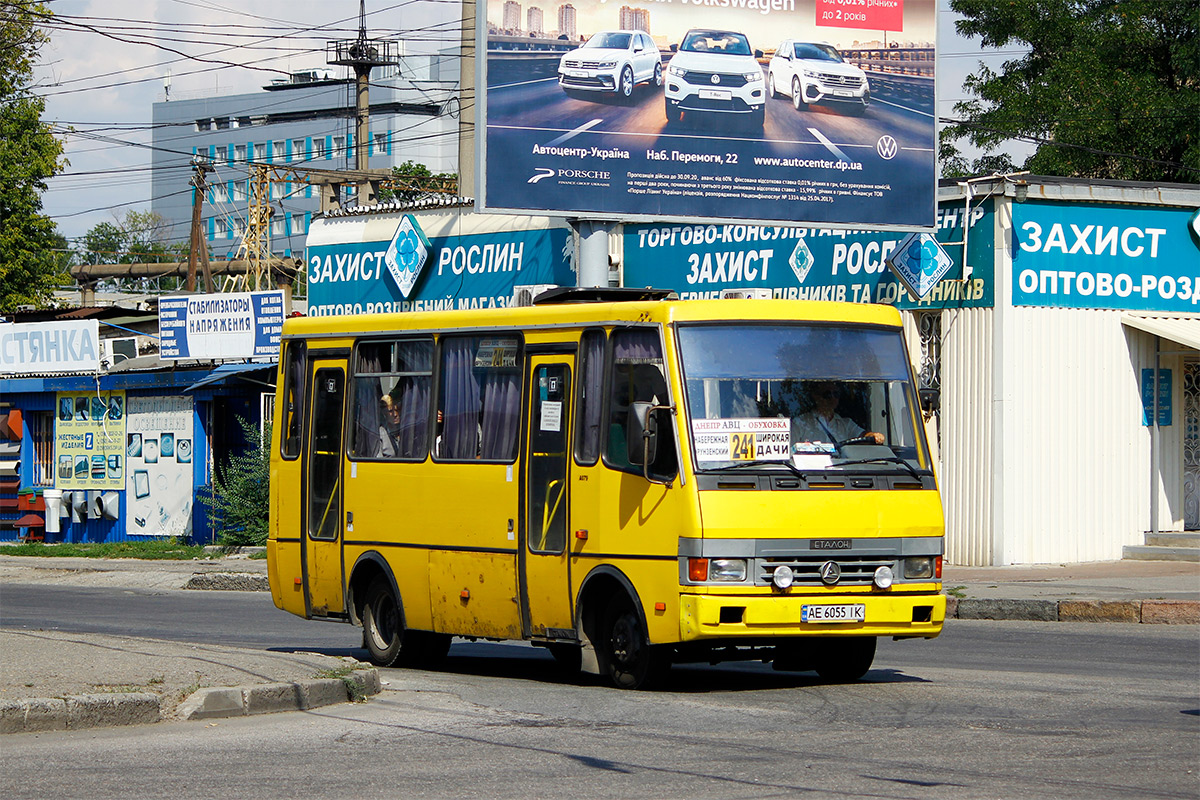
[268,289,945,689]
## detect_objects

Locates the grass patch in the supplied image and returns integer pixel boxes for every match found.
[315,665,370,703]
[0,540,212,560]
[946,585,968,598]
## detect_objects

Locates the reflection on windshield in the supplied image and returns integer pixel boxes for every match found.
[678,325,930,475]
[794,43,843,63]
[585,33,631,50]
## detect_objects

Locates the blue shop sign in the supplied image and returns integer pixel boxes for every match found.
[306,221,574,316]
[1012,201,1200,312]
[1141,368,1172,426]
[623,200,994,310]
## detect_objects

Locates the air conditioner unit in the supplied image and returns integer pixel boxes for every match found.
[512,284,560,307]
[719,288,773,300]
[101,337,139,365]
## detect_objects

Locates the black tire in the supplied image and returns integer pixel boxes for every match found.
[813,636,876,682]
[652,62,663,89]
[792,77,808,111]
[362,579,403,667]
[599,597,666,689]
[768,72,780,99]
[618,65,635,103]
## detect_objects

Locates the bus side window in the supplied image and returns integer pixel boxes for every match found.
[603,329,676,481]
[437,336,522,461]
[281,340,306,459]
[575,329,606,465]
[351,339,432,461]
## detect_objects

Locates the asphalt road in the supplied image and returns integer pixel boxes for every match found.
[3,584,1198,799]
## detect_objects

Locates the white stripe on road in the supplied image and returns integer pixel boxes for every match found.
[547,119,604,147]
[807,127,851,162]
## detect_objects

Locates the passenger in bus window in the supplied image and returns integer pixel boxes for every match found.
[377,393,402,458]
[791,381,883,446]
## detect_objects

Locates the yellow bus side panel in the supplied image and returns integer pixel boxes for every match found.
[429,551,522,639]
[570,467,701,645]
[343,462,521,637]
[268,539,306,617]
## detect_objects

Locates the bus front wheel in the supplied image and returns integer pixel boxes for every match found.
[600,597,666,689]
[813,636,876,682]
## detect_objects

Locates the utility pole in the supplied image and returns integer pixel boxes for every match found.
[328,0,399,197]
[188,156,216,293]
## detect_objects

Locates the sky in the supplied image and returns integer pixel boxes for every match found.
[30,0,1029,245]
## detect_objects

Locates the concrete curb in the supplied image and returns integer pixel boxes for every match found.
[183,572,269,591]
[0,669,381,734]
[175,669,381,721]
[945,596,1200,624]
[0,692,160,734]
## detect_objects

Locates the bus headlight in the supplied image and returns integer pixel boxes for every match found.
[873,565,894,589]
[903,557,935,579]
[709,559,747,582]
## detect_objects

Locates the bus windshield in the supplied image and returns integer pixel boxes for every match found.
[677,323,930,475]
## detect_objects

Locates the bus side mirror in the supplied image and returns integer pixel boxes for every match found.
[919,388,940,414]
[627,401,657,466]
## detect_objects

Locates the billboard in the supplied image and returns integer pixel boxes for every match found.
[158,291,284,360]
[623,198,993,309]
[305,211,575,316]
[0,320,100,374]
[1011,201,1200,312]
[480,0,936,229]
[126,395,194,537]
[54,390,126,491]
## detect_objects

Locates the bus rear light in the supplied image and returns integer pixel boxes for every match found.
[688,558,709,582]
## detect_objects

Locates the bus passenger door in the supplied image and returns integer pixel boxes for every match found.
[521,357,575,639]
[302,363,346,617]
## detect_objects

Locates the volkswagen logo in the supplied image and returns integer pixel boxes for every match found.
[819,560,842,586]
[710,74,721,85]
[876,135,899,160]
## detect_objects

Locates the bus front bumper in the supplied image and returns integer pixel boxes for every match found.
[680,591,945,640]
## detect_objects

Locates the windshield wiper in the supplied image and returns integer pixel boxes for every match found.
[704,460,810,480]
[831,456,926,482]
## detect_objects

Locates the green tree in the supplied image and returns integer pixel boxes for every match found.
[202,416,271,547]
[942,0,1199,182]
[377,160,457,203]
[0,1,67,312]
[80,210,188,293]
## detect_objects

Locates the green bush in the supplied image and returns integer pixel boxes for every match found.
[203,415,271,547]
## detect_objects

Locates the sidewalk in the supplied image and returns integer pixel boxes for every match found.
[0,554,1196,734]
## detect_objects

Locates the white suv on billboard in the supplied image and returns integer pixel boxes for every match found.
[664,29,765,129]
[558,30,663,103]
[767,41,870,115]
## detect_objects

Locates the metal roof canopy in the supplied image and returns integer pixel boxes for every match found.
[183,362,277,393]
[1121,313,1200,352]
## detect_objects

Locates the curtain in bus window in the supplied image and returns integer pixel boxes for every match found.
[441,339,481,459]
[577,330,605,463]
[480,371,520,460]
[392,341,431,459]
[354,346,386,457]
[284,342,307,457]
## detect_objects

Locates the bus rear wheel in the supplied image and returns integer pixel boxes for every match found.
[600,597,666,689]
[363,579,403,667]
[813,636,876,682]
[362,580,451,668]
